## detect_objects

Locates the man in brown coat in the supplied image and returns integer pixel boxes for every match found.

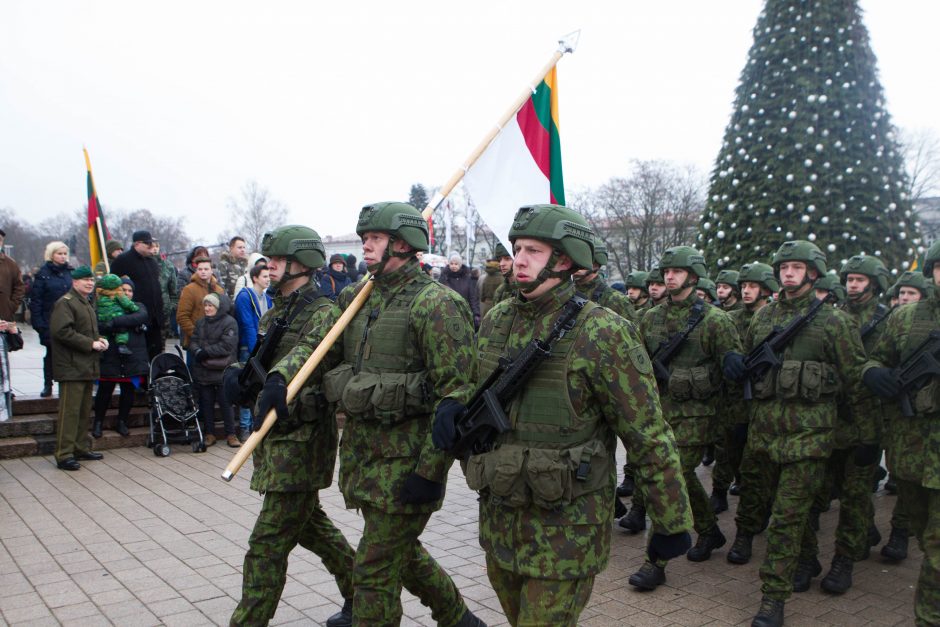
[177,257,224,347]
[0,229,26,322]
[51,266,109,470]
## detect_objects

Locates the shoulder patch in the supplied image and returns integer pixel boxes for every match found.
[445,317,469,342]
[628,344,653,375]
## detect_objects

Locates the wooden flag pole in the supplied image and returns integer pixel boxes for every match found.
[222,33,578,481]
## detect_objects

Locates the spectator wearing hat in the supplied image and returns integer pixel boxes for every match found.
[29,241,72,397]
[93,276,150,437]
[320,253,352,301]
[50,266,108,470]
[93,240,124,276]
[440,253,481,327]
[110,230,165,360]
[0,229,26,327]
[177,256,225,349]
[189,292,239,447]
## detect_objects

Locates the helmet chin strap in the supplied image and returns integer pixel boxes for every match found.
[848,282,873,302]
[512,249,571,294]
[667,274,698,297]
[275,259,314,290]
[367,235,414,275]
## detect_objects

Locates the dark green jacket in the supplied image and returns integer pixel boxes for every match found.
[50,288,100,381]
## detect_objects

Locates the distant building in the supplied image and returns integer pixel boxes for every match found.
[915,196,940,246]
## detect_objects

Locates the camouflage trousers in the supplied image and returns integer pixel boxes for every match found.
[757,456,827,600]
[886,449,911,532]
[802,448,874,561]
[632,445,715,535]
[486,554,594,627]
[354,506,467,627]
[712,424,743,494]
[231,490,354,625]
[734,441,773,535]
[896,479,940,627]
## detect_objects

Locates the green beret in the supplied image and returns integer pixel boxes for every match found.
[71,266,94,279]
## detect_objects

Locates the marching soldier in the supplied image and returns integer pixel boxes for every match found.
[623,246,740,590]
[259,203,484,627]
[573,241,637,321]
[863,240,940,627]
[723,241,870,627]
[229,226,356,627]
[432,204,692,625]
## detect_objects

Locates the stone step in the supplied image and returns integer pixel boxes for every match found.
[0,406,152,438]
[12,391,149,416]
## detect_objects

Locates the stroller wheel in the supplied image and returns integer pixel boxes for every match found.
[192,441,201,453]
[160,444,171,457]
[153,444,163,457]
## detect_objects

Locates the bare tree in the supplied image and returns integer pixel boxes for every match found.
[225,180,288,251]
[899,127,940,204]
[109,208,190,255]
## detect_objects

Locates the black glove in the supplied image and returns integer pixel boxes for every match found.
[723,351,747,382]
[854,443,881,467]
[863,367,901,399]
[432,399,466,451]
[647,531,692,563]
[732,422,749,447]
[399,473,444,505]
[256,373,288,428]
[194,349,209,363]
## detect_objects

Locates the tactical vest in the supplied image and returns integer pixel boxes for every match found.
[645,302,721,403]
[322,274,436,424]
[464,300,615,510]
[900,300,940,415]
[750,300,840,402]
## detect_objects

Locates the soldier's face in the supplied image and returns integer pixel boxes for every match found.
[648,282,666,301]
[512,237,571,298]
[778,261,809,289]
[898,286,922,305]
[932,264,940,287]
[663,268,689,291]
[741,281,762,304]
[627,287,644,302]
[717,283,735,302]
[845,273,870,297]
[498,256,513,275]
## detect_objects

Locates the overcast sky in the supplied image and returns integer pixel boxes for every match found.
[2,1,938,243]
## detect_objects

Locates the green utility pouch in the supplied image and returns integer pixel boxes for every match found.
[776,360,803,400]
[914,378,940,415]
[323,363,355,403]
[668,368,694,402]
[525,449,571,509]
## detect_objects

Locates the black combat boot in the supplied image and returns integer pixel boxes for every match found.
[454,608,487,627]
[628,561,665,591]
[792,557,821,592]
[92,418,103,439]
[868,524,882,547]
[687,526,726,562]
[884,474,897,494]
[820,554,854,594]
[325,598,352,627]
[751,596,784,627]
[710,489,729,514]
[618,504,646,533]
[729,481,741,496]
[702,444,715,467]
[881,527,909,561]
[727,533,753,564]
[616,474,635,497]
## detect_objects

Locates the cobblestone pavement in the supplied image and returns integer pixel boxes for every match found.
[0,438,920,626]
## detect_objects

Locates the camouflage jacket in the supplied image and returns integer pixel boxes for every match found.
[217,251,248,299]
[864,292,940,489]
[273,259,474,514]
[722,299,744,313]
[468,281,692,579]
[493,278,514,304]
[723,304,763,427]
[251,280,338,493]
[576,275,637,322]
[746,289,870,463]
[640,291,741,445]
[156,257,178,314]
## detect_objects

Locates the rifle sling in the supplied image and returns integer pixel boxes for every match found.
[860,303,890,339]
[657,300,706,359]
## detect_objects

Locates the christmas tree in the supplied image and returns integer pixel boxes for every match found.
[698,0,917,273]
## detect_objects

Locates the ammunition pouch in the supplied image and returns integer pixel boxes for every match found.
[668,366,719,402]
[755,360,840,402]
[913,378,940,415]
[327,365,433,424]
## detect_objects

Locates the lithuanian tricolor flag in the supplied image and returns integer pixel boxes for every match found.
[463,66,565,243]
[83,148,111,272]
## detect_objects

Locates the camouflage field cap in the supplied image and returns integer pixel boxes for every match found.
[261,225,327,270]
[356,202,429,252]
[507,204,595,271]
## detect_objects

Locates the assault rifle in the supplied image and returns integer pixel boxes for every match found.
[742,294,832,400]
[450,296,587,461]
[650,301,705,386]
[234,291,300,407]
[860,303,890,340]
[894,329,940,417]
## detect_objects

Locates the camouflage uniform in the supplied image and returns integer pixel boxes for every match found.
[864,286,940,626]
[637,289,740,549]
[217,250,248,299]
[156,256,178,340]
[273,257,474,626]
[713,303,753,495]
[576,274,637,322]
[744,286,869,604]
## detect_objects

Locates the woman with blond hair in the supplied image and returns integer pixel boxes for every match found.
[29,241,72,397]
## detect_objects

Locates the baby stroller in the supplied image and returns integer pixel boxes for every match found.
[147,346,205,456]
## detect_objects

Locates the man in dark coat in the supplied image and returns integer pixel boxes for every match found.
[110,230,164,360]
[439,253,481,328]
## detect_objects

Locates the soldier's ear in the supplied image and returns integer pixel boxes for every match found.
[554,254,574,273]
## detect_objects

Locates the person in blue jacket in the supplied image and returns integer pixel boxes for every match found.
[319,254,352,301]
[233,263,272,439]
[29,241,73,397]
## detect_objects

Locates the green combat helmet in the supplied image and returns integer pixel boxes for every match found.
[922,239,940,277]
[658,245,707,295]
[646,267,664,285]
[261,225,327,287]
[737,262,780,294]
[839,254,890,296]
[814,273,846,304]
[697,277,718,301]
[593,241,608,268]
[493,241,512,259]
[626,271,650,294]
[356,201,429,274]
[771,240,827,291]
[715,269,740,294]
[894,270,930,299]
[507,204,595,292]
